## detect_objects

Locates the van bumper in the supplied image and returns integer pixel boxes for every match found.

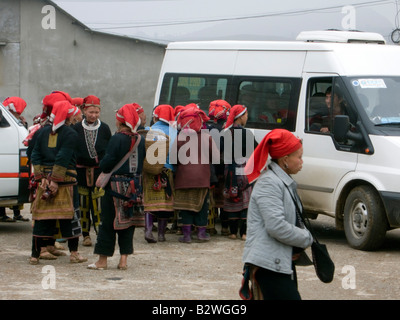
[380,191,400,227]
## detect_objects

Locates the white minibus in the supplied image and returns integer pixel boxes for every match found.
[154,30,400,250]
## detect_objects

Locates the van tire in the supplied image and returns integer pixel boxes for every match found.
[343,186,387,251]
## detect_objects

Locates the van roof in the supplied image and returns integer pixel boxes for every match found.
[167,30,387,50]
[296,30,386,44]
[165,39,400,76]
[166,39,386,51]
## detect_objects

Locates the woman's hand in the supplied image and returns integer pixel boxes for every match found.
[40,178,49,190]
[49,180,59,195]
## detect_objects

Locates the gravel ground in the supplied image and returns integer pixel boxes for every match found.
[1,204,400,302]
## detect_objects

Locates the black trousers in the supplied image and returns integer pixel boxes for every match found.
[31,236,79,258]
[255,265,301,300]
[94,191,135,257]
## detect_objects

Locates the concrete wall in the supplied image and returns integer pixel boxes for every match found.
[0,1,21,97]
[0,0,166,130]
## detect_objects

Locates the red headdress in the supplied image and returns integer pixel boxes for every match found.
[224,104,247,130]
[132,103,144,115]
[178,106,210,132]
[42,91,72,118]
[49,101,76,132]
[3,97,27,115]
[210,100,231,122]
[174,105,186,120]
[72,97,84,107]
[23,114,42,146]
[244,129,302,184]
[72,106,81,117]
[208,103,216,119]
[83,95,101,108]
[185,103,199,109]
[153,104,174,124]
[116,104,141,132]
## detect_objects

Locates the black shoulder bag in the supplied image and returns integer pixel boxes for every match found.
[286,184,335,283]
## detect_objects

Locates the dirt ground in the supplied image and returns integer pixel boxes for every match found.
[1,204,400,302]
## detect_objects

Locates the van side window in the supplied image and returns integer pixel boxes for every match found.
[159,73,230,111]
[306,78,354,134]
[237,79,297,131]
[306,78,332,132]
[158,73,300,131]
[306,77,361,147]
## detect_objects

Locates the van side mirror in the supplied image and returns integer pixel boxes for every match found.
[333,115,349,141]
[334,115,363,142]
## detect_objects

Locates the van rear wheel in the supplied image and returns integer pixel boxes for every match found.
[343,186,387,251]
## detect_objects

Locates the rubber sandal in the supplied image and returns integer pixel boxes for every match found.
[47,246,67,256]
[70,253,88,263]
[82,236,92,247]
[39,251,57,260]
[29,257,39,265]
[54,241,66,250]
[87,263,107,270]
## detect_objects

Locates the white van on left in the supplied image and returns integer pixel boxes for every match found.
[0,103,30,208]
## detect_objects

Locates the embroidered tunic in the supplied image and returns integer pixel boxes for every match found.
[73,120,111,187]
[100,132,146,229]
[30,125,78,220]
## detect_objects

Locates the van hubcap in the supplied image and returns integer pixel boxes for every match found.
[351,202,368,237]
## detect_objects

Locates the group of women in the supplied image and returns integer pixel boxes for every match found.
[18,89,314,299]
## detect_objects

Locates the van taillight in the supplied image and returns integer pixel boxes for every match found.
[19,149,29,170]
[20,156,28,167]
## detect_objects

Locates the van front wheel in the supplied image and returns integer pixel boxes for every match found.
[343,186,387,251]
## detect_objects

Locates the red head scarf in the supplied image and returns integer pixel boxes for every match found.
[116,104,141,133]
[50,101,76,132]
[211,100,231,122]
[83,95,100,108]
[132,103,144,114]
[244,129,302,184]
[178,106,210,132]
[41,91,72,118]
[174,105,186,120]
[185,103,199,109]
[72,97,84,107]
[72,106,81,117]
[224,104,247,130]
[153,104,174,124]
[208,103,216,119]
[3,97,27,115]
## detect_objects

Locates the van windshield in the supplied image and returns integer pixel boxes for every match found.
[346,77,400,126]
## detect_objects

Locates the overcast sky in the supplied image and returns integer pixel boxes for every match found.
[53,0,400,44]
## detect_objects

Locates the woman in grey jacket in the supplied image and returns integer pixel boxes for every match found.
[243,129,313,300]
